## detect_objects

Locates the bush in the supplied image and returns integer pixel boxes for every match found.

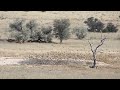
[9,19,29,43]
[53,19,70,43]
[9,19,53,43]
[84,17,104,32]
[46,33,53,43]
[34,26,53,43]
[9,19,25,32]
[34,31,44,42]
[41,26,53,43]
[13,32,28,43]
[103,23,118,33]
[72,27,87,39]
[26,20,38,41]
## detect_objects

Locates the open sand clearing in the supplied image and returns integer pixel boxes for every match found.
[0,57,24,65]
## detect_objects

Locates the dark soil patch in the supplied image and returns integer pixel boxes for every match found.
[19,58,86,66]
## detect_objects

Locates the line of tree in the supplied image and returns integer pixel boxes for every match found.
[8,18,71,44]
[8,17,119,44]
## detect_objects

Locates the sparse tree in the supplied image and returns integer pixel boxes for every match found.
[34,26,53,43]
[84,17,104,32]
[9,19,29,43]
[34,30,44,42]
[103,23,118,33]
[26,20,38,41]
[41,26,53,43]
[88,31,106,68]
[53,19,70,44]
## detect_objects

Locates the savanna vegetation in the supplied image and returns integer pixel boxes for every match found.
[0,11,120,78]
[4,16,118,68]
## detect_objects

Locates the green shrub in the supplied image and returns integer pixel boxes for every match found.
[9,19,29,43]
[73,27,87,39]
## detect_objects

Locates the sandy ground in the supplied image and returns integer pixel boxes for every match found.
[0,57,119,79]
[0,64,119,79]
[0,39,119,79]
[0,57,24,65]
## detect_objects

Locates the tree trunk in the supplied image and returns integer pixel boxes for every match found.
[91,52,96,68]
[31,30,32,35]
[60,39,62,44]
[93,57,96,68]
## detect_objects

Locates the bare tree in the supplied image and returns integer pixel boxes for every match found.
[88,31,106,68]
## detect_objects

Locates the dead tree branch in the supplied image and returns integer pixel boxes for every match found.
[88,37,106,68]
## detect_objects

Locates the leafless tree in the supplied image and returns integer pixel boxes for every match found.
[88,31,106,68]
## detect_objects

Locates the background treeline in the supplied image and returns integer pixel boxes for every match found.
[8,17,119,44]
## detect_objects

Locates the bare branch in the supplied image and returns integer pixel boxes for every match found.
[88,29,106,68]
[94,38,106,53]
[88,40,94,53]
